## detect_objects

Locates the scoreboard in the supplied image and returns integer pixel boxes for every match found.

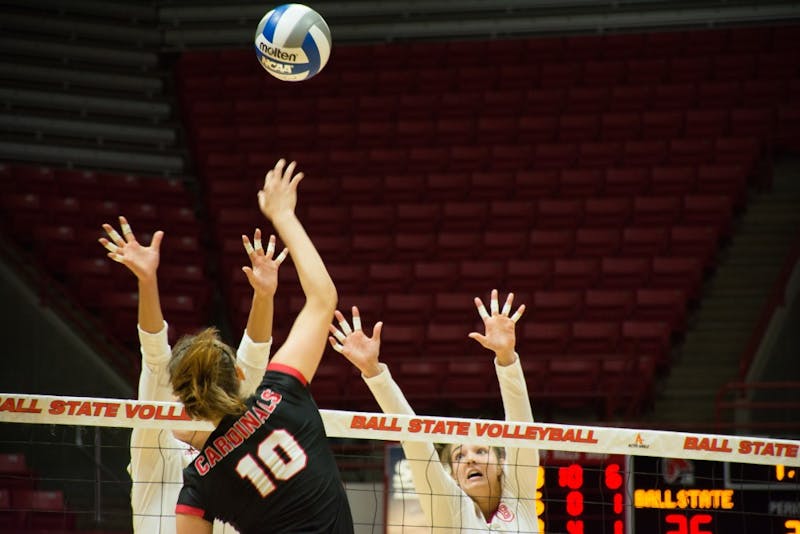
[632,457,800,534]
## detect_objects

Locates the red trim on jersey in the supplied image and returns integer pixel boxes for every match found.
[175,504,205,517]
[267,362,308,386]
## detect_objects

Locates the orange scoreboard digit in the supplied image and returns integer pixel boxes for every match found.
[539,451,627,533]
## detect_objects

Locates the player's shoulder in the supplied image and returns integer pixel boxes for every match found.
[257,363,310,398]
[264,362,308,386]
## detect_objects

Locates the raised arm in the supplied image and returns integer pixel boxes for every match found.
[237,229,287,395]
[100,217,182,531]
[100,216,164,336]
[258,159,337,383]
[241,229,286,343]
[469,290,539,501]
[330,307,462,527]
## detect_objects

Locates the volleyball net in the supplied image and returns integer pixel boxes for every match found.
[1,392,799,533]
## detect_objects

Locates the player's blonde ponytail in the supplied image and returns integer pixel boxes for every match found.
[169,327,246,421]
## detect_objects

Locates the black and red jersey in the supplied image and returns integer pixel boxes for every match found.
[176,363,354,534]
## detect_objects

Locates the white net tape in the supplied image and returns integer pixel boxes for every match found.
[1,393,798,467]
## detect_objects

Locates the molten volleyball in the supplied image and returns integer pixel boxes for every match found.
[254,4,332,81]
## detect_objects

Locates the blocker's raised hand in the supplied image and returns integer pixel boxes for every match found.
[241,228,288,299]
[468,289,525,362]
[98,215,162,282]
[328,306,383,378]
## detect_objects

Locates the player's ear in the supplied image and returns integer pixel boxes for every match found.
[235,365,245,382]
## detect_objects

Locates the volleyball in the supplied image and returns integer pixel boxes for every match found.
[254,3,332,81]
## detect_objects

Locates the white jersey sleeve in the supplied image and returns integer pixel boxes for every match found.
[130,323,272,534]
[236,332,272,397]
[363,364,471,531]
[130,321,189,534]
[494,354,541,533]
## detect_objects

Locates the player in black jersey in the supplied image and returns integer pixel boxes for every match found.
[169,159,354,534]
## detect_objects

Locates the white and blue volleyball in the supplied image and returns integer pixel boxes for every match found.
[254,4,332,81]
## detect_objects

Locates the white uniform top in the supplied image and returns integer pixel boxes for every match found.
[130,322,271,534]
[364,356,540,533]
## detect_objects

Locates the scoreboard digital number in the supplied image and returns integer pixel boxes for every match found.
[538,450,627,534]
[632,457,800,534]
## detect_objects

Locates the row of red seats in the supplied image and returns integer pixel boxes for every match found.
[225,255,702,334]
[204,162,751,211]
[189,107,791,158]
[177,26,795,79]
[182,54,799,100]
[0,454,77,532]
[214,196,733,244]
[185,79,799,124]
[95,291,208,346]
[1,204,198,256]
[0,488,76,532]
[198,138,762,183]
[310,351,656,417]
[291,287,686,331]
[0,166,214,352]
[0,164,190,204]
[218,223,720,272]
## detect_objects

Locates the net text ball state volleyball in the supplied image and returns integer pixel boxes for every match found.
[254,3,332,81]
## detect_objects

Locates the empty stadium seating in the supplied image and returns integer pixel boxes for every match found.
[3,23,797,418]
[0,453,81,532]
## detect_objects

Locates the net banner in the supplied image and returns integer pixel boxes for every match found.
[1,393,798,467]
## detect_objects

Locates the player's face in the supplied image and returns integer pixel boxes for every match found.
[449,444,503,500]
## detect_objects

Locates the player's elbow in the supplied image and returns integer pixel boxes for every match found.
[320,282,338,312]
[307,279,337,311]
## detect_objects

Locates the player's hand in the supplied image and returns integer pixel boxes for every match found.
[98,216,162,282]
[241,228,288,299]
[328,306,383,378]
[468,289,525,364]
[258,158,303,221]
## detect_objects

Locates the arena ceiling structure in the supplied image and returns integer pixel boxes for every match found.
[156,0,800,48]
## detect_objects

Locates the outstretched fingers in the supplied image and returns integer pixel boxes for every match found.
[501,292,514,316]
[474,297,490,320]
[242,228,264,257]
[329,309,352,353]
[351,306,362,332]
[119,216,135,242]
[243,230,288,265]
[510,303,526,323]
[264,233,274,258]
[372,321,383,341]
[336,309,353,335]
[253,228,263,254]
[242,234,255,256]
[328,332,344,353]
[283,160,296,181]
[102,224,124,248]
[100,222,125,262]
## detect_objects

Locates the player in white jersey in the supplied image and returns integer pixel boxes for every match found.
[99,216,286,534]
[330,290,541,533]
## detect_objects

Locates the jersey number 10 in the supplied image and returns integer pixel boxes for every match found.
[236,429,308,497]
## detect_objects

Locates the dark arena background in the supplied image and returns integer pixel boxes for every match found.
[1,1,799,533]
